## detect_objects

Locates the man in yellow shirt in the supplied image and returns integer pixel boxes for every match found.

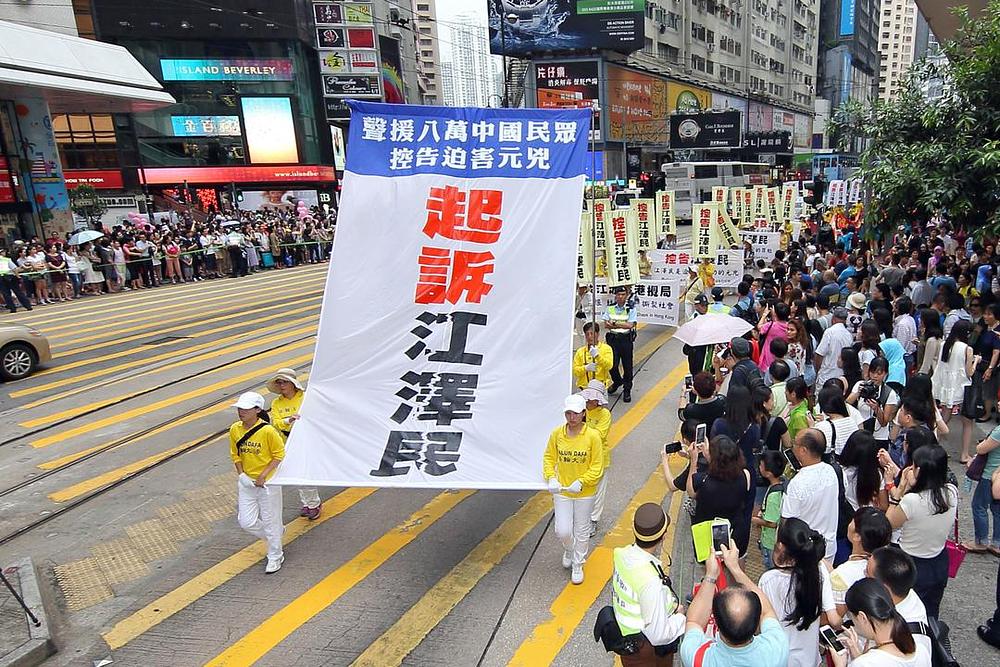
[581,381,612,536]
[230,391,286,573]
[543,394,605,585]
[267,368,321,520]
[574,321,614,389]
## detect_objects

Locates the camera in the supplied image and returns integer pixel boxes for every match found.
[858,381,879,401]
[664,441,683,455]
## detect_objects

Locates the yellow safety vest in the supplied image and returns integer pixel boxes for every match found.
[612,544,677,636]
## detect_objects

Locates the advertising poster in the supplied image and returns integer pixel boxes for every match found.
[271,102,590,489]
[319,50,351,74]
[345,3,374,24]
[0,157,14,203]
[239,189,319,212]
[160,58,294,81]
[666,82,711,112]
[489,0,644,56]
[331,126,347,171]
[606,65,668,144]
[323,74,381,97]
[655,190,675,237]
[669,111,742,149]
[742,230,781,263]
[240,97,299,164]
[317,27,347,48]
[693,203,719,259]
[535,61,601,142]
[313,3,343,24]
[749,101,773,132]
[604,208,640,287]
[347,27,377,48]
[15,97,71,230]
[379,36,406,103]
[632,198,654,251]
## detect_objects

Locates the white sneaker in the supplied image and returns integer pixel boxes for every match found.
[265,554,284,574]
[571,563,584,585]
[561,550,572,569]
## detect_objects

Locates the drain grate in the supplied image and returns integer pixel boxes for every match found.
[144,335,192,345]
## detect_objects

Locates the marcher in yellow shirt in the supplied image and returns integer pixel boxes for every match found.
[581,381,613,533]
[543,394,604,585]
[573,321,614,389]
[229,391,286,573]
[267,368,321,520]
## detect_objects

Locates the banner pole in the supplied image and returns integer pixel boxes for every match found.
[590,66,600,327]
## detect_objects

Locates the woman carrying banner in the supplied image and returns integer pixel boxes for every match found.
[266,368,321,520]
[543,394,605,585]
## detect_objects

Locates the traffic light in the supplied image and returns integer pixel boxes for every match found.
[803,178,827,206]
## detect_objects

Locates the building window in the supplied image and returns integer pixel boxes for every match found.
[51,114,119,170]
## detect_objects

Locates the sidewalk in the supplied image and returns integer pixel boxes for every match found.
[0,559,53,667]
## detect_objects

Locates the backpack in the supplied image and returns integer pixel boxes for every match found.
[829,460,855,539]
[731,299,758,329]
[908,618,960,667]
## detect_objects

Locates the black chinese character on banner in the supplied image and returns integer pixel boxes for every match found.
[391,371,479,425]
[404,311,487,365]
[370,430,462,476]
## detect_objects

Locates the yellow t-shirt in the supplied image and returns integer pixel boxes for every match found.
[573,342,613,389]
[542,424,604,498]
[270,390,304,439]
[586,406,612,469]
[229,419,285,480]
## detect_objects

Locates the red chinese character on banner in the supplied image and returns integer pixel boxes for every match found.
[665,254,677,265]
[416,247,495,304]
[612,216,627,244]
[679,252,690,264]
[423,185,503,243]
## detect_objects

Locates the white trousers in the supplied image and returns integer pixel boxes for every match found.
[298,487,321,509]
[237,482,284,561]
[553,493,596,566]
[590,475,608,522]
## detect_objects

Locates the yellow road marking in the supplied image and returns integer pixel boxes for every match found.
[46,275,325,346]
[101,485,375,650]
[507,469,676,666]
[36,269,324,335]
[48,292,322,359]
[14,314,319,399]
[348,357,687,666]
[26,349,314,443]
[203,490,475,667]
[15,263,328,328]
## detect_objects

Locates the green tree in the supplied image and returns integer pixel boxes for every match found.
[827,0,1000,238]
[69,184,107,228]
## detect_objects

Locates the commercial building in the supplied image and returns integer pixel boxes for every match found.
[818,0,881,109]
[411,0,444,105]
[877,0,932,101]
[0,17,173,243]
[444,15,500,108]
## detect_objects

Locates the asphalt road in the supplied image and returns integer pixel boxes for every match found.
[0,223,996,666]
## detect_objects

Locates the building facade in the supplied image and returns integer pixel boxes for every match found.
[877,0,931,101]
[412,0,443,104]
[818,0,881,109]
[444,16,499,108]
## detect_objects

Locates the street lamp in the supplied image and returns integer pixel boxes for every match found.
[499,13,516,108]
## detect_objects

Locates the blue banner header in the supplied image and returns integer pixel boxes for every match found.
[346,101,591,179]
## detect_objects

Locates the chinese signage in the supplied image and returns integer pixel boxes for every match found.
[741,230,781,263]
[489,1,644,56]
[535,61,601,142]
[593,280,681,326]
[170,115,241,137]
[669,111,741,149]
[316,1,384,115]
[607,65,668,144]
[0,156,14,203]
[604,209,640,287]
[270,102,590,489]
[241,98,298,164]
[746,131,792,153]
[160,58,293,81]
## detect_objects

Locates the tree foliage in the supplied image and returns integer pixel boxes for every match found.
[826,0,1000,238]
[69,184,107,222]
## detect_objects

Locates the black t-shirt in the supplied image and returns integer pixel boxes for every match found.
[760,416,788,452]
[682,396,726,427]
[692,471,751,554]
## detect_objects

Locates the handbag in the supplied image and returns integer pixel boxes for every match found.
[961,382,986,420]
[966,453,988,481]
[945,518,966,579]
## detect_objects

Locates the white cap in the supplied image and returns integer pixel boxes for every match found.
[563,394,587,413]
[232,391,265,410]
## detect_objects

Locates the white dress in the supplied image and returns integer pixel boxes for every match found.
[931,340,971,406]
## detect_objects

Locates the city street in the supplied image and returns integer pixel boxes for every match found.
[0,220,995,665]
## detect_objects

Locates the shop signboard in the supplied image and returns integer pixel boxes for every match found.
[323,74,381,97]
[794,113,811,149]
[840,0,856,36]
[379,36,406,103]
[317,27,347,48]
[140,165,336,185]
[170,115,241,137]
[666,82,711,113]
[534,60,601,141]
[64,170,124,189]
[749,101,773,132]
[325,98,352,120]
[606,65,668,144]
[745,131,792,153]
[344,3,374,24]
[669,111,741,149]
[320,50,351,74]
[0,156,15,203]
[350,50,379,71]
[488,0,644,56]
[313,3,343,25]
[160,58,293,81]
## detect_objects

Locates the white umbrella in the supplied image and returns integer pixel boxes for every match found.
[67,230,104,246]
[673,313,753,347]
[221,219,242,228]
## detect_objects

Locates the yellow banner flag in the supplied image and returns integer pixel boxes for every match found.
[781,182,798,226]
[577,213,594,285]
[742,188,754,229]
[717,205,741,250]
[655,190,676,237]
[604,208,641,287]
[752,185,767,221]
[632,198,655,251]
[712,186,729,206]
[590,198,611,252]
[766,187,781,229]
[693,203,720,259]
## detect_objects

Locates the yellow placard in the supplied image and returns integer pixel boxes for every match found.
[655,190,676,236]
[632,198,655,251]
[604,209,641,287]
[693,203,719,259]
[577,213,594,285]
[717,206,741,250]
[591,198,611,252]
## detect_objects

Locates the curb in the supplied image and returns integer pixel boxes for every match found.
[1,559,55,667]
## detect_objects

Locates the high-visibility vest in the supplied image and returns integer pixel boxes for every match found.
[605,304,633,330]
[707,302,729,314]
[612,544,677,636]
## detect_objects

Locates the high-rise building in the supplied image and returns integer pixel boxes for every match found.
[440,61,456,107]
[411,0,443,104]
[444,15,498,108]
[818,0,881,109]
[877,0,931,101]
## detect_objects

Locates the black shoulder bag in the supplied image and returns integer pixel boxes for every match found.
[235,423,266,456]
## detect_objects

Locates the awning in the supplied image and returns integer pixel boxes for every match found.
[0,20,174,113]
[915,0,988,42]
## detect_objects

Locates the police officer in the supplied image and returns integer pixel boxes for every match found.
[603,286,637,402]
[610,502,686,666]
[0,247,32,314]
[707,287,728,314]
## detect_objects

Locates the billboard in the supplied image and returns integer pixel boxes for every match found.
[239,189,319,212]
[489,0,644,56]
[379,35,406,104]
[323,73,381,97]
[840,0,856,36]
[669,111,742,149]
[746,131,792,153]
[0,156,15,203]
[666,82,711,113]
[240,97,298,164]
[160,58,293,81]
[606,65,668,144]
[170,115,241,137]
[534,60,601,141]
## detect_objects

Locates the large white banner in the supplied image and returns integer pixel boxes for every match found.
[272,102,589,489]
[741,230,781,263]
[646,249,743,288]
[593,280,682,327]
